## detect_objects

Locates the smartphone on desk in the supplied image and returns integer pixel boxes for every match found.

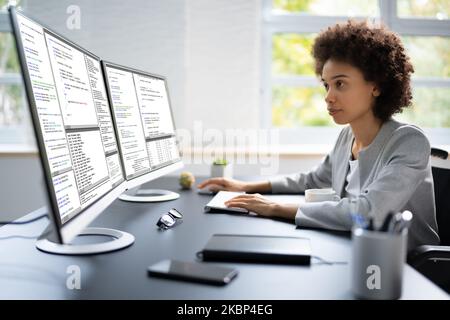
[148,259,238,286]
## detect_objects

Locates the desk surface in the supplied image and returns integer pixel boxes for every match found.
[0,177,448,299]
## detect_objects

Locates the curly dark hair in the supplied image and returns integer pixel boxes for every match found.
[312,20,414,122]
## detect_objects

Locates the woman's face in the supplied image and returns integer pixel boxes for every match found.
[321,59,380,125]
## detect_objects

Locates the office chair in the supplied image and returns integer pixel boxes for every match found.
[408,147,450,293]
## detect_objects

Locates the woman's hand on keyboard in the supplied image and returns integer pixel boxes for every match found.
[224,194,298,220]
[197,178,271,193]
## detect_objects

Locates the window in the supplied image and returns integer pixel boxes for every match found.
[397,0,449,19]
[263,0,450,146]
[0,0,31,146]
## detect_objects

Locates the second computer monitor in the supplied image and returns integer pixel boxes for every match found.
[102,62,183,200]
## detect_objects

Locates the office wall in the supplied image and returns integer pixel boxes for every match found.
[23,0,262,131]
[0,156,46,220]
[24,0,187,128]
[185,0,261,130]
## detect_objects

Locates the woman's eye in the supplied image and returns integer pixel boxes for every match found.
[336,81,344,88]
[323,83,329,90]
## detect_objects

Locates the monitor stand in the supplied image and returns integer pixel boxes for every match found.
[118,187,180,202]
[36,227,135,255]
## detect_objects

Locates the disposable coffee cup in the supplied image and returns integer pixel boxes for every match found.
[305,188,340,202]
[351,227,407,300]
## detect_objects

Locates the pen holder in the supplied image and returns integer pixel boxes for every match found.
[351,227,408,300]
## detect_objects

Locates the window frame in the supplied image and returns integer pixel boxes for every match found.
[262,0,450,146]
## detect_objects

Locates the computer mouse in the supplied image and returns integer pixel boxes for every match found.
[197,189,216,195]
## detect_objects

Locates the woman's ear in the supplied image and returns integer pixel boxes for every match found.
[373,86,380,97]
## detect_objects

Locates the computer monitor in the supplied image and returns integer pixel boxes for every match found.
[102,61,183,202]
[9,8,134,255]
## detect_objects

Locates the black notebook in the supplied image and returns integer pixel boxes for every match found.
[199,234,311,265]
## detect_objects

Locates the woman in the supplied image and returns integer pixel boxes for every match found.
[198,20,439,249]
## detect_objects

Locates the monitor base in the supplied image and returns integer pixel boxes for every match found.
[36,227,135,255]
[118,188,180,202]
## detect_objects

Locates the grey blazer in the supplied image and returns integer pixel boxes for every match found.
[269,119,440,250]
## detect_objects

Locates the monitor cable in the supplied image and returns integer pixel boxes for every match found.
[0,213,49,240]
[0,213,48,226]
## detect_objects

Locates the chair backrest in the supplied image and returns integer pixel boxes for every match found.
[431,148,450,245]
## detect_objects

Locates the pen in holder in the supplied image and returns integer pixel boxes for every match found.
[351,226,408,300]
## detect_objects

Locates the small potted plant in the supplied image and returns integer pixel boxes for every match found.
[210,158,233,178]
